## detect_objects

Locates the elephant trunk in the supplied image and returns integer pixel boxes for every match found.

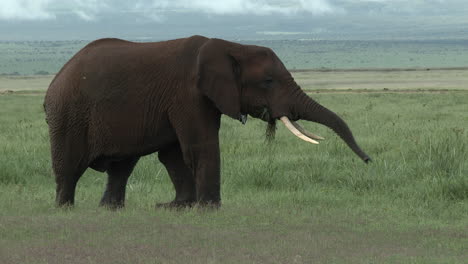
[292,90,371,163]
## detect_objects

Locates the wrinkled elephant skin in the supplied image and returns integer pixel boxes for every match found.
[44,35,371,209]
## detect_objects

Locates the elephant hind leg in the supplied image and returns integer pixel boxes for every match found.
[51,135,89,207]
[99,157,139,209]
[157,143,196,208]
[55,167,87,207]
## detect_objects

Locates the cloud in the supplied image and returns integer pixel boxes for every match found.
[0,0,465,21]
[0,0,337,21]
[69,0,109,21]
[0,0,54,20]
[167,0,335,15]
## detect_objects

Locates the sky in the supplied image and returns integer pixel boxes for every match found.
[0,0,467,40]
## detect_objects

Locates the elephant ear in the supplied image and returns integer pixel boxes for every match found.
[196,38,243,121]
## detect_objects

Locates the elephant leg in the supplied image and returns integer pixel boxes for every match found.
[157,144,196,208]
[55,166,87,207]
[188,142,221,208]
[51,138,88,207]
[99,157,139,209]
[168,106,222,208]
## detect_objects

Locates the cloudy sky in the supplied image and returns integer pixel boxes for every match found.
[1,0,467,40]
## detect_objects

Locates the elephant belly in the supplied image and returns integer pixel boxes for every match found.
[88,111,178,170]
[88,130,177,172]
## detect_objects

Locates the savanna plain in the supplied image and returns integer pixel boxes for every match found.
[0,41,467,264]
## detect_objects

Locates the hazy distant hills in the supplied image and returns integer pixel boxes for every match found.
[1,11,467,41]
[2,1,468,75]
[2,39,468,75]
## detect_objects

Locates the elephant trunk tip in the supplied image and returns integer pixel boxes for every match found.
[362,155,372,164]
[353,146,371,163]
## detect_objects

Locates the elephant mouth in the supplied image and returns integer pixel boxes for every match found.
[246,106,272,122]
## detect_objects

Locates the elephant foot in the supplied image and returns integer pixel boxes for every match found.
[156,200,195,210]
[196,200,221,210]
[99,199,125,210]
[100,203,125,210]
[156,200,221,210]
[56,202,74,209]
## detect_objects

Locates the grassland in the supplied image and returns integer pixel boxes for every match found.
[0,69,467,263]
[2,39,468,75]
[253,39,468,70]
[0,41,86,76]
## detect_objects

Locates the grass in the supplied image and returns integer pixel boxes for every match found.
[0,72,467,263]
[293,68,468,92]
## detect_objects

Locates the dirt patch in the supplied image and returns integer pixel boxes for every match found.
[305,89,468,94]
[0,90,13,95]
[0,90,45,96]
[291,67,468,73]
[1,212,465,264]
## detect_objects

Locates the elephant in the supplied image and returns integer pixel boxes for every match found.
[44,35,371,209]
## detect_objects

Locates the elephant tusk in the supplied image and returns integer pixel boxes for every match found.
[280,116,319,144]
[291,121,324,140]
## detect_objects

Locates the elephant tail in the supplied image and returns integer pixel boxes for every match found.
[43,102,49,124]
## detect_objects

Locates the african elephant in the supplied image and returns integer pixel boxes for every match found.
[44,35,370,209]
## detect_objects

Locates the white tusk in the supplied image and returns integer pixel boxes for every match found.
[280,116,319,144]
[291,121,325,140]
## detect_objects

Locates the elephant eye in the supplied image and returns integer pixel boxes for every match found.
[263,78,273,87]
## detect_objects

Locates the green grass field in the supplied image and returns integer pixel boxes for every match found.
[0,70,467,263]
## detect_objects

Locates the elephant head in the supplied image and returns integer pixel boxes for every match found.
[197,38,371,163]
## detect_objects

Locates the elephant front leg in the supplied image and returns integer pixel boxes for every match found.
[187,142,221,207]
[169,101,223,208]
[157,144,196,208]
